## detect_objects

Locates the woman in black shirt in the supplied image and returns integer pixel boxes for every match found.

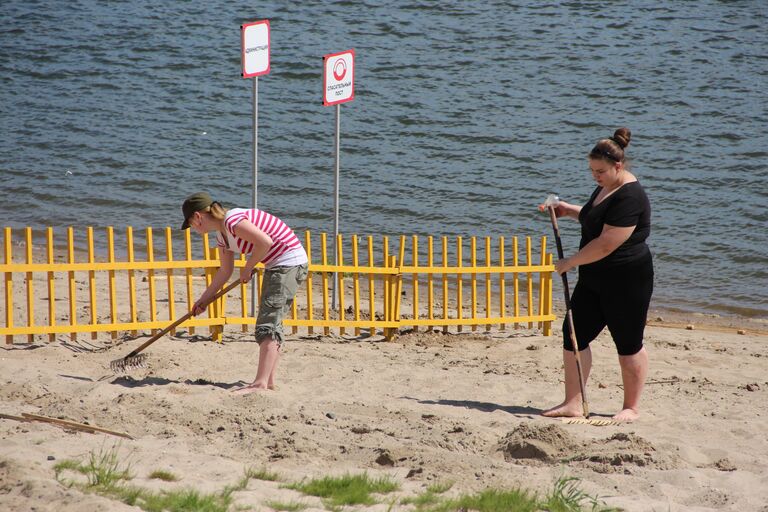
[540,127,653,422]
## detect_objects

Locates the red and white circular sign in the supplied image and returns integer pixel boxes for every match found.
[323,49,355,106]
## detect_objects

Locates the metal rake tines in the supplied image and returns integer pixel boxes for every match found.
[109,353,149,373]
[561,417,622,426]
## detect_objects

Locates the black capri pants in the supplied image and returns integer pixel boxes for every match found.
[563,255,654,356]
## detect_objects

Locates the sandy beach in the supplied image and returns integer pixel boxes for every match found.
[2,280,767,512]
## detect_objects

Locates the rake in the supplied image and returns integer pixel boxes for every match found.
[545,195,591,419]
[109,279,242,372]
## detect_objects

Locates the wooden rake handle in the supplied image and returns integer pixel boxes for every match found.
[547,205,590,418]
[121,279,243,360]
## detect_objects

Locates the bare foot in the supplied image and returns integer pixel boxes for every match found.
[541,402,584,418]
[613,408,639,422]
[231,383,268,395]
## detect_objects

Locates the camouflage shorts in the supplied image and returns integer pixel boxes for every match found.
[255,263,309,346]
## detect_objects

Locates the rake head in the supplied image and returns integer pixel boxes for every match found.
[109,353,149,373]
[561,417,623,427]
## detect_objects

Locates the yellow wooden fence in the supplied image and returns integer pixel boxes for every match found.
[1,226,554,344]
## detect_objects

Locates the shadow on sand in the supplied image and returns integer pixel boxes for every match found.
[110,375,246,389]
[400,396,543,417]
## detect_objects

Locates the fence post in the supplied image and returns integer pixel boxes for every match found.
[538,236,547,330]
[499,236,506,331]
[146,227,158,336]
[412,235,419,333]
[305,231,314,335]
[87,227,98,340]
[367,235,375,338]
[456,236,463,332]
[164,227,177,335]
[25,228,34,343]
[107,227,118,341]
[320,232,330,336]
[337,234,345,336]
[67,227,77,341]
[544,252,553,336]
[127,227,138,336]
[4,227,12,344]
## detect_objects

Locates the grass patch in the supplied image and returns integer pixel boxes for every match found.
[148,469,179,482]
[53,448,615,512]
[542,476,620,512]
[427,488,539,512]
[54,443,133,489]
[243,466,280,482]
[264,500,309,511]
[224,466,281,497]
[426,481,454,494]
[53,445,236,512]
[405,477,618,512]
[283,472,399,507]
[401,481,454,507]
[135,488,232,512]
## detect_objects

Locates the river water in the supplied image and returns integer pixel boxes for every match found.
[1,1,766,318]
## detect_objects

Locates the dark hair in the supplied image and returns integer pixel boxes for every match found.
[589,127,631,162]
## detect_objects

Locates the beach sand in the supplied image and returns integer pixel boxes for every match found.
[1,282,767,511]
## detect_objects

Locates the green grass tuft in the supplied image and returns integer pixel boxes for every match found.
[283,472,399,507]
[53,446,236,512]
[411,477,619,512]
[264,499,309,511]
[139,488,232,512]
[426,481,453,494]
[148,469,179,482]
[542,476,621,512]
[243,466,280,482]
[53,443,132,490]
[429,488,539,512]
[53,459,83,480]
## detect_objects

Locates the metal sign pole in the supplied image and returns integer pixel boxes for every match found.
[250,76,259,318]
[241,19,269,321]
[332,103,341,310]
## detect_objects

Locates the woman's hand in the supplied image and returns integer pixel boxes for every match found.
[554,257,574,275]
[191,296,209,316]
[538,200,577,218]
[538,197,582,220]
[240,266,254,284]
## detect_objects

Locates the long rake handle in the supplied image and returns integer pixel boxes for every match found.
[548,206,590,418]
[120,279,243,360]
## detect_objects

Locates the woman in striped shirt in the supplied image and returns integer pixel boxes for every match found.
[181,192,308,395]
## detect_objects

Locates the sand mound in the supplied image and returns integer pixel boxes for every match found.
[497,422,579,462]
[568,431,682,473]
[498,425,682,473]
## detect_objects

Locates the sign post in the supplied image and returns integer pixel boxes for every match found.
[241,19,270,318]
[323,49,355,311]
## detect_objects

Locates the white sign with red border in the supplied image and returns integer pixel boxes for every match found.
[241,20,270,78]
[323,49,355,106]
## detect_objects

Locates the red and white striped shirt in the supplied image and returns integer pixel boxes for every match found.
[216,208,307,268]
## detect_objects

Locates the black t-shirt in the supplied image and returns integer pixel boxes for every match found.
[578,181,651,271]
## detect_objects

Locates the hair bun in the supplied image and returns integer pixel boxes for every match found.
[612,127,631,149]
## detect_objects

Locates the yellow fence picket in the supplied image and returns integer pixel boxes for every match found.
[67,227,76,341]
[26,228,34,343]
[87,228,97,340]
[107,227,118,340]
[4,227,12,345]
